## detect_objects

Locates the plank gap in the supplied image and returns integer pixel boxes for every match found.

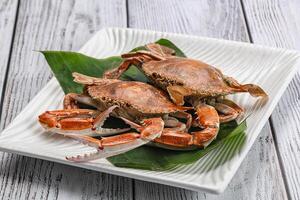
[132,180,136,200]
[239,0,253,42]
[126,0,130,28]
[268,117,292,200]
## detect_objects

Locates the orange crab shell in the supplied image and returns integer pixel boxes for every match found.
[142,57,246,97]
[85,79,191,118]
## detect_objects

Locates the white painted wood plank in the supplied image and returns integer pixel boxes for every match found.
[0,0,132,200]
[128,0,288,199]
[128,0,248,41]
[0,0,18,105]
[242,0,300,199]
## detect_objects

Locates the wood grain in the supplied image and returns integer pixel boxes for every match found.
[242,0,300,199]
[128,0,248,41]
[1,0,298,199]
[127,0,288,199]
[0,0,132,199]
[0,0,18,109]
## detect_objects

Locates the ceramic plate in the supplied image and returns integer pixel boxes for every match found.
[0,28,299,194]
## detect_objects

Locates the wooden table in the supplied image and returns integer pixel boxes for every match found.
[0,0,299,199]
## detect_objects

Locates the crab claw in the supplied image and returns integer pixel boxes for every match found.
[63,93,98,109]
[192,103,220,148]
[163,116,186,131]
[65,133,140,162]
[65,117,164,162]
[119,117,165,140]
[153,104,220,150]
[207,98,244,123]
[152,129,194,150]
[38,106,129,137]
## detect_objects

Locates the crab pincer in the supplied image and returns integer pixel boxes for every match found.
[191,103,219,147]
[64,117,164,162]
[38,106,130,137]
[149,104,219,149]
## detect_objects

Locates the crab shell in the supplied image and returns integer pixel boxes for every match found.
[79,76,190,121]
[142,57,254,98]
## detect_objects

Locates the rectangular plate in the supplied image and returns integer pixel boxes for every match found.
[0,28,299,194]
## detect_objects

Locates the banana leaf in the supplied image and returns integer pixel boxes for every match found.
[40,38,246,170]
[108,120,246,170]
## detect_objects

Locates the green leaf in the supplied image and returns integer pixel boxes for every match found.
[156,38,186,57]
[107,120,246,170]
[41,51,123,94]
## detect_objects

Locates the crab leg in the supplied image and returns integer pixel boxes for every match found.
[212,98,243,123]
[121,116,189,134]
[119,117,143,130]
[120,116,185,135]
[63,93,98,109]
[39,106,129,136]
[214,103,239,123]
[122,50,166,61]
[224,76,267,97]
[65,118,164,162]
[121,116,198,150]
[145,43,175,56]
[92,106,118,128]
[217,98,243,113]
[103,57,143,79]
[72,72,120,85]
[170,111,192,130]
[163,116,186,131]
[103,49,166,79]
[152,130,195,150]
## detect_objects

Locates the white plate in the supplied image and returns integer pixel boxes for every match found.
[0,28,299,194]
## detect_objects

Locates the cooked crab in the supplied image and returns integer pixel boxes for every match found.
[39,73,206,161]
[104,43,268,146]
